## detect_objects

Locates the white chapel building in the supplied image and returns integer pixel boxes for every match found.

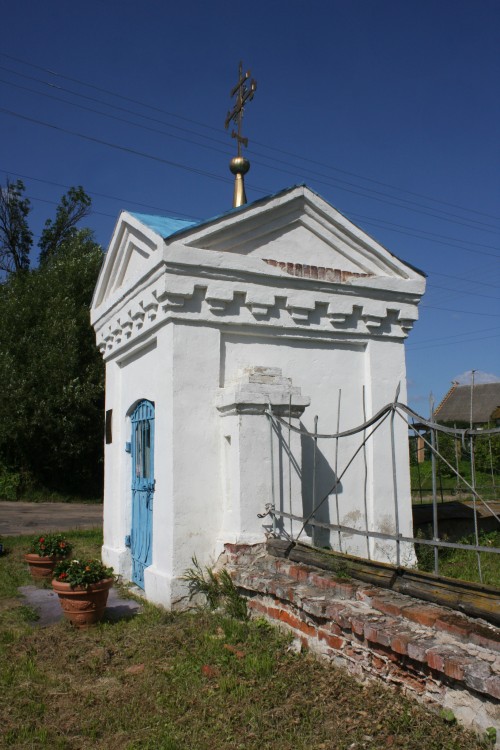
[91,184,426,608]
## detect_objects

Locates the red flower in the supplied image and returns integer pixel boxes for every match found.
[39,537,45,543]
[59,542,66,548]
[59,572,68,579]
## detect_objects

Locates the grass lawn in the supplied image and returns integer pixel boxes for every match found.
[411,461,499,503]
[416,530,500,588]
[0,532,493,750]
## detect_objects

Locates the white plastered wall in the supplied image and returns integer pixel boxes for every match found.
[101,325,177,606]
[220,331,369,555]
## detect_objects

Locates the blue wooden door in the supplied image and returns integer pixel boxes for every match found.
[130,400,155,588]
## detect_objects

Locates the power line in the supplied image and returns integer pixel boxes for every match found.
[0,169,202,220]
[2,62,500,235]
[427,269,500,291]
[350,216,500,258]
[2,50,499,224]
[3,92,500,243]
[0,106,263,192]
[420,304,500,317]
[426,283,500,302]
[349,212,500,252]
[5,166,500,299]
[0,67,234,157]
[25,193,116,219]
[406,323,500,347]
[406,332,500,351]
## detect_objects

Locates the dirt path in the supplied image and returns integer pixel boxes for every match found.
[0,501,102,536]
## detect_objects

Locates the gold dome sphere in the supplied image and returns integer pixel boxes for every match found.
[229,156,250,176]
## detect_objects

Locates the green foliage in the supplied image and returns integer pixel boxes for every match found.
[436,433,460,478]
[0,228,104,496]
[27,534,72,558]
[53,557,114,588]
[0,463,21,500]
[38,186,91,264]
[485,727,497,745]
[439,708,456,724]
[0,178,32,275]
[183,557,249,620]
[474,432,500,475]
[416,529,500,587]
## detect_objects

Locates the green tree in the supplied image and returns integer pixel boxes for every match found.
[0,178,32,275]
[0,210,104,497]
[473,431,500,475]
[38,186,91,264]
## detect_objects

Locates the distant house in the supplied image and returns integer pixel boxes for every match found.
[434,382,500,427]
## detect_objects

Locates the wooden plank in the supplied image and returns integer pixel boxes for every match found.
[267,540,500,626]
[394,571,500,626]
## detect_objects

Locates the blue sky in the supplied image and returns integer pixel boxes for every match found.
[1,0,499,412]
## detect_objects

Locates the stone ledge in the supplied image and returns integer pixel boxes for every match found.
[222,543,500,741]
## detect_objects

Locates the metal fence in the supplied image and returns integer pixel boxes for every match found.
[261,397,500,585]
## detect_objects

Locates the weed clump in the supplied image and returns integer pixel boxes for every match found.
[182,557,248,620]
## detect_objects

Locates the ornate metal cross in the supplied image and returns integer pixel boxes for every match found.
[224,61,257,156]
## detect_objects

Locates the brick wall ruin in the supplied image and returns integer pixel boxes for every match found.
[222,543,500,742]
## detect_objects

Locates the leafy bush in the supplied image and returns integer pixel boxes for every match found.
[0,464,21,500]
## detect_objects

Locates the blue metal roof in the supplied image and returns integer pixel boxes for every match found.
[130,212,199,238]
[129,187,305,241]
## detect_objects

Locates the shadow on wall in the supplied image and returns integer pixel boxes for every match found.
[268,419,342,547]
[301,430,341,548]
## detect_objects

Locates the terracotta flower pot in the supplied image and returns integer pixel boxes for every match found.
[24,553,62,578]
[52,578,114,628]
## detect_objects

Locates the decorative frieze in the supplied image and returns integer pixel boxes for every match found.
[94,273,420,356]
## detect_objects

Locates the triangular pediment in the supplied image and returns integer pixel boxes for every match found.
[171,186,425,281]
[92,212,166,312]
[92,186,426,326]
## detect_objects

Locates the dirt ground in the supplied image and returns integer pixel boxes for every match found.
[0,501,102,536]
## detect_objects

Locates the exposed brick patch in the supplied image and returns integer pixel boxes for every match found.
[223,543,500,739]
[407,637,436,663]
[444,655,471,682]
[426,648,446,672]
[391,632,412,656]
[435,613,473,641]
[403,603,443,627]
[364,619,395,648]
[469,623,500,653]
[318,628,345,651]
[301,596,329,619]
[277,607,317,638]
[325,602,352,630]
[263,258,372,284]
[370,593,412,619]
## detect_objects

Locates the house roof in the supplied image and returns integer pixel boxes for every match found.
[434,382,500,424]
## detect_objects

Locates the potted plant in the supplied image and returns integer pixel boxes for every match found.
[52,558,115,628]
[25,534,73,578]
